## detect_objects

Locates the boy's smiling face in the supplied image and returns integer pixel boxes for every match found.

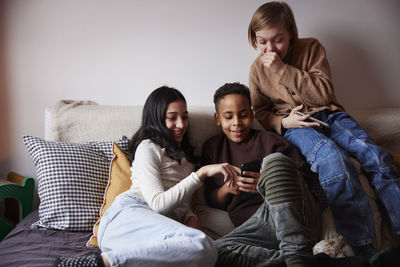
[215,94,254,143]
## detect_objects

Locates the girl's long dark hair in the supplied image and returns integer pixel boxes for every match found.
[128,86,197,164]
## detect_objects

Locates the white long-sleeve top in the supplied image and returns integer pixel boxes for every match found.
[123,139,203,223]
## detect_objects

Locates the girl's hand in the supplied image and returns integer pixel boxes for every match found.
[237,170,260,194]
[261,50,285,73]
[216,176,240,204]
[282,105,320,129]
[196,163,240,182]
[224,178,240,195]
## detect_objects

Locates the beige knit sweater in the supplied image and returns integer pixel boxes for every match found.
[249,38,344,134]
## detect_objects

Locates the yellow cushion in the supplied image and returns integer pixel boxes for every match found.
[87,143,132,247]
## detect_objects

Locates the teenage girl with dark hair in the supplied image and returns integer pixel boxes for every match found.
[55,86,240,267]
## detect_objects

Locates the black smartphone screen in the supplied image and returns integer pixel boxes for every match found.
[240,160,261,177]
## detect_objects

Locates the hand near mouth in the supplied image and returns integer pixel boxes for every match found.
[261,49,285,73]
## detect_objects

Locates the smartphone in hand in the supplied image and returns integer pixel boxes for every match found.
[239,160,261,200]
[241,160,261,177]
[294,111,331,128]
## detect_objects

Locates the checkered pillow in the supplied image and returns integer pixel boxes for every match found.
[23,135,129,231]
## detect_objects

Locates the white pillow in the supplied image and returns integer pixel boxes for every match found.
[23,135,129,231]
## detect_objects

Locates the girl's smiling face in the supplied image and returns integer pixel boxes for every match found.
[255,23,292,59]
[165,100,189,144]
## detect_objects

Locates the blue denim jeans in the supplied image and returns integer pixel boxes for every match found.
[283,109,400,246]
[216,153,321,267]
[97,194,217,267]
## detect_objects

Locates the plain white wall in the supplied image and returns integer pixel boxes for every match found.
[1,0,400,179]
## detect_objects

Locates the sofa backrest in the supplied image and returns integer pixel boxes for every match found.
[44,100,264,156]
[45,100,400,154]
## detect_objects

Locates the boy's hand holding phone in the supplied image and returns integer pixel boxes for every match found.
[239,160,261,194]
[238,171,260,194]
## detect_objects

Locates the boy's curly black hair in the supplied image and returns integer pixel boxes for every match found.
[213,82,252,112]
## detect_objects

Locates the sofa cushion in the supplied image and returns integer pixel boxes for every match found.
[349,108,400,154]
[23,136,129,231]
[45,101,400,155]
[87,143,132,247]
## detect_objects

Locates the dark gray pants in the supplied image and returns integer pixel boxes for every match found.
[216,153,322,267]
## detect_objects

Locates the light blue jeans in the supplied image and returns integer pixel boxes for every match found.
[97,194,217,267]
[283,109,400,246]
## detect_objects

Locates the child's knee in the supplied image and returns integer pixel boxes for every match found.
[258,153,303,205]
[311,139,349,173]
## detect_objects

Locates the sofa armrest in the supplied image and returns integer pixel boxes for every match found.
[0,172,35,241]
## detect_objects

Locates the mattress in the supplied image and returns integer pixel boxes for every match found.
[0,211,100,267]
